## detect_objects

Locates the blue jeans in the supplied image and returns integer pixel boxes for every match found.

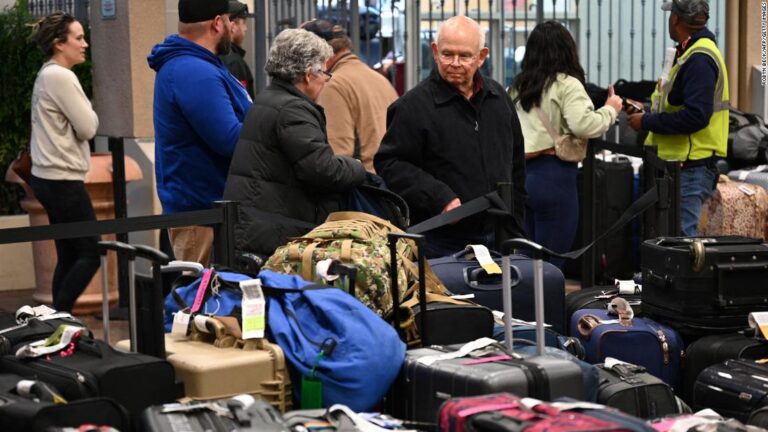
[524,156,579,269]
[680,165,719,237]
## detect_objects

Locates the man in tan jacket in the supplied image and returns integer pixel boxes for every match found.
[303,19,398,173]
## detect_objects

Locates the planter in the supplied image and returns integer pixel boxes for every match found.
[4,153,143,314]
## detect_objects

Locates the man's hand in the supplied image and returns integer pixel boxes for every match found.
[627,113,644,131]
[442,198,461,214]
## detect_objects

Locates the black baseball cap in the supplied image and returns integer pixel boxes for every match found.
[301,19,347,41]
[228,1,249,20]
[178,0,229,24]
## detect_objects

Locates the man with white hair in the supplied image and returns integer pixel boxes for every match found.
[375,15,526,257]
[148,0,252,265]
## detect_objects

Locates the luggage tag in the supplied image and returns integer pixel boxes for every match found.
[748,312,768,340]
[239,279,266,340]
[171,311,192,337]
[469,245,502,275]
[301,338,337,409]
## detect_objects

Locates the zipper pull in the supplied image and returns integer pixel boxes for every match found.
[475,121,479,132]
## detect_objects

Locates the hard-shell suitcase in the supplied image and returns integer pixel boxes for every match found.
[595,362,680,419]
[140,396,289,432]
[641,236,768,337]
[693,359,768,422]
[386,237,586,425]
[570,308,683,387]
[698,176,768,240]
[565,285,642,322]
[428,248,567,334]
[438,392,656,432]
[0,373,129,432]
[682,331,768,403]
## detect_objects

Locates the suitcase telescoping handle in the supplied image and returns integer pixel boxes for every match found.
[97,241,137,348]
[500,238,556,357]
[133,245,170,358]
[387,232,428,344]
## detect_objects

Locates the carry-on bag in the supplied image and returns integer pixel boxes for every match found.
[682,330,768,403]
[571,308,683,387]
[728,165,768,192]
[438,392,656,432]
[386,237,587,425]
[693,359,768,422]
[641,236,768,336]
[140,395,289,432]
[0,373,129,432]
[565,284,642,320]
[428,247,567,334]
[698,176,768,240]
[595,361,680,419]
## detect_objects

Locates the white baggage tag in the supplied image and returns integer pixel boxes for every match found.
[615,279,641,295]
[469,245,502,274]
[240,279,265,340]
[748,312,768,340]
[738,184,756,196]
[171,311,191,336]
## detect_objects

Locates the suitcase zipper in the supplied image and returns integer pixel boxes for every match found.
[25,359,98,396]
[596,330,628,360]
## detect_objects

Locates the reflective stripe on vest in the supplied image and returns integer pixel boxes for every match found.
[645,38,729,161]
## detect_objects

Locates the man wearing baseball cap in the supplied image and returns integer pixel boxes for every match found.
[302,19,398,173]
[147,0,252,265]
[628,0,728,236]
[219,1,254,98]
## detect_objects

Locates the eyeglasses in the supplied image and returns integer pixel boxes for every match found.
[313,69,332,81]
[437,53,477,65]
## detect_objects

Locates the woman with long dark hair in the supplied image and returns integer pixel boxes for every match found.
[29,12,100,312]
[510,21,622,268]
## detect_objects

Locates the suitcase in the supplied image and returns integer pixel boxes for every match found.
[693,359,768,422]
[641,236,768,337]
[428,248,567,334]
[438,392,656,432]
[698,175,768,240]
[140,396,289,432]
[386,236,587,425]
[595,362,680,419]
[570,308,683,387]
[682,331,768,404]
[0,373,129,432]
[565,285,642,322]
[566,157,636,283]
[117,317,293,412]
[749,406,768,428]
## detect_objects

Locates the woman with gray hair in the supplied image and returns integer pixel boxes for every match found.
[223,29,366,256]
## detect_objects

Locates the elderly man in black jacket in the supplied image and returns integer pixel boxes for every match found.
[374,15,526,258]
[224,28,366,257]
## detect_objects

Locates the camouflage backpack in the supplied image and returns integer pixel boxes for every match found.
[263,211,450,318]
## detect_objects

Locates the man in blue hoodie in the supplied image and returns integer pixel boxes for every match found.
[628,0,728,237]
[148,0,252,265]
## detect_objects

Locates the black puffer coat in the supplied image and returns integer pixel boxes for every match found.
[223,79,366,256]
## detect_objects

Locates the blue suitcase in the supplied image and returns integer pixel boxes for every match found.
[429,249,566,334]
[570,308,683,388]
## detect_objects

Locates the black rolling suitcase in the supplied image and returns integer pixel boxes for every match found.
[428,247,567,334]
[141,397,289,432]
[595,362,680,419]
[693,359,768,422]
[0,242,178,418]
[0,373,129,432]
[641,236,768,337]
[682,331,768,403]
[387,236,586,425]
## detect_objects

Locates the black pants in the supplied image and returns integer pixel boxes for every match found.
[30,175,100,313]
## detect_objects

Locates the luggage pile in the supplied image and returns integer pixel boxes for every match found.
[3,206,768,431]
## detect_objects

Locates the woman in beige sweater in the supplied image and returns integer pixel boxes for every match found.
[510,21,622,268]
[29,12,100,313]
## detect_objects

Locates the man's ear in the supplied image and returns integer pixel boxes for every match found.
[477,46,490,66]
[431,42,439,61]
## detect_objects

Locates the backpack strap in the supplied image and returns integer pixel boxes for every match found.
[301,242,320,282]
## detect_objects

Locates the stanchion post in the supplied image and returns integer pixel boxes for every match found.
[108,137,130,310]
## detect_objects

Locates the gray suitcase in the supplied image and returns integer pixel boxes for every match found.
[386,236,586,425]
